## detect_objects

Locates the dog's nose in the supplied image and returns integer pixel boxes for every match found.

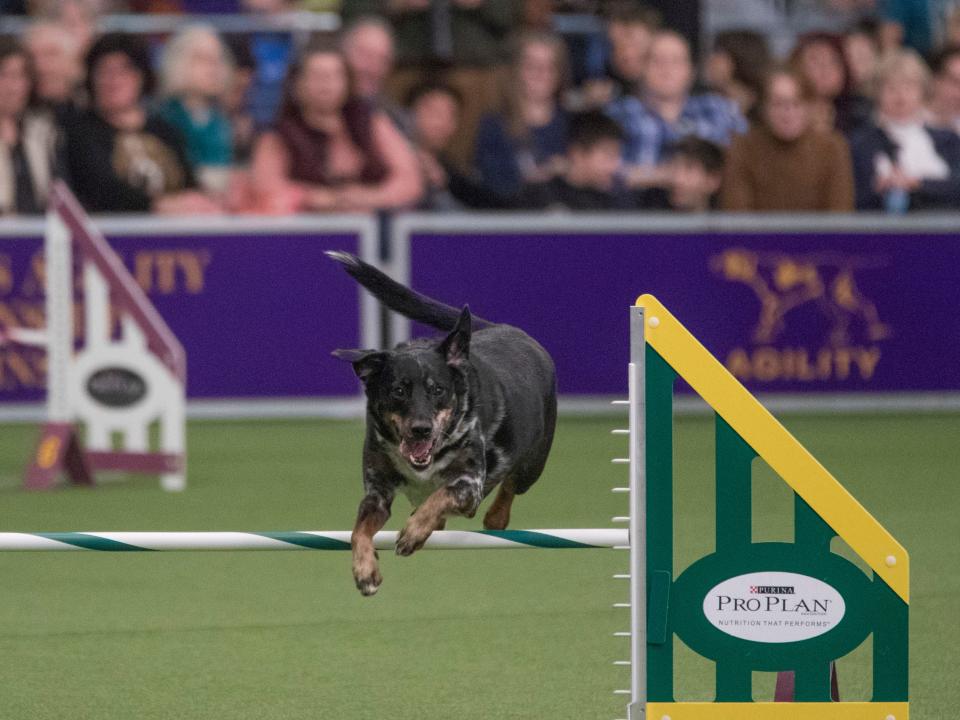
[410,423,432,440]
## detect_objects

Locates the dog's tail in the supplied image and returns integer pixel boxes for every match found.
[326,251,493,331]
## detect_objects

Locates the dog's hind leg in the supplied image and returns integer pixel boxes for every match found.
[482,478,515,530]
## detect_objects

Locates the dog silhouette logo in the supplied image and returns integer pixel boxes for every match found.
[711,248,891,348]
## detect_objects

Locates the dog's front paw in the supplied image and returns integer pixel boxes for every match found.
[395,521,432,557]
[353,554,382,597]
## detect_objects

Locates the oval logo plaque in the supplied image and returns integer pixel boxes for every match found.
[86,367,147,408]
[702,571,845,643]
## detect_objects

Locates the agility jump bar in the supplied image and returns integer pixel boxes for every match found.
[0,529,628,552]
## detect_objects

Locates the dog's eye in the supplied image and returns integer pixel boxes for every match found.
[391,386,407,398]
[432,385,445,396]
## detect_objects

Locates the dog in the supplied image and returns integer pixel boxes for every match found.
[328,252,557,596]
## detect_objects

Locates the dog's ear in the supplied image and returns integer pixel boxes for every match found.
[332,348,388,383]
[439,306,471,367]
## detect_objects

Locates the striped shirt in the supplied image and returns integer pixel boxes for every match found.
[607,93,747,167]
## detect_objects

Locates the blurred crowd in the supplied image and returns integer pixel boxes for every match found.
[3,0,960,215]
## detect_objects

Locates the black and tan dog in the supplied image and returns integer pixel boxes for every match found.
[328,252,557,596]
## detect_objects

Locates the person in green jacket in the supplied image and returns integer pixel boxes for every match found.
[156,25,235,194]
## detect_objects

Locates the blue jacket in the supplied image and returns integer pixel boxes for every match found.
[848,123,960,210]
[473,110,568,200]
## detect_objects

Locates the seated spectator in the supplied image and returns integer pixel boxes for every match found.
[474,31,570,201]
[638,136,724,212]
[703,29,771,119]
[23,21,83,116]
[927,45,960,135]
[843,19,881,97]
[63,33,221,214]
[223,35,257,164]
[849,49,960,211]
[0,39,62,215]
[340,16,398,119]
[721,68,854,212]
[606,30,746,187]
[241,0,296,128]
[30,0,99,57]
[880,0,933,55]
[156,25,234,194]
[248,41,422,213]
[579,2,660,108]
[791,32,872,135]
[517,110,632,210]
[945,5,960,48]
[406,81,502,210]
[343,0,518,172]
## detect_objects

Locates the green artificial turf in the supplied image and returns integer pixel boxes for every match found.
[0,413,956,719]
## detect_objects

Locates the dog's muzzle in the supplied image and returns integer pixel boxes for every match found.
[399,437,434,468]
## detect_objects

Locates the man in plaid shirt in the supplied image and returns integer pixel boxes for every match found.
[607,30,747,185]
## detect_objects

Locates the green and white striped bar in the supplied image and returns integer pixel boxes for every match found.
[0,529,628,552]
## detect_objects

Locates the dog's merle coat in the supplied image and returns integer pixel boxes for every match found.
[328,252,557,596]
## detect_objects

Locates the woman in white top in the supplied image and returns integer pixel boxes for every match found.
[849,49,960,211]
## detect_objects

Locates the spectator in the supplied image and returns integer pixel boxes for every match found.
[944,5,960,48]
[474,31,569,201]
[844,19,882,96]
[223,34,257,164]
[638,136,724,212]
[606,30,746,187]
[248,41,422,213]
[722,68,854,212]
[242,0,297,127]
[579,2,660,108]
[156,25,234,194]
[341,15,411,135]
[517,110,632,210]
[703,29,771,119]
[23,21,83,116]
[29,0,100,57]
[340,16,396,108]
[63,33,221,214]
[0,39,62,215]
[342,0,518,171]
[790,32,872,135]
[880,0,934,55]
[406,81,502,210]
[927,45,960,135]
[849,49,960,211]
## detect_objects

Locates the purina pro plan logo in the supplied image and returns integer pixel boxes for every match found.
[703,571,845,643]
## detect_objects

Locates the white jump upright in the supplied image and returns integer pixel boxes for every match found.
[627,305,646,720]
[21,182,186,491]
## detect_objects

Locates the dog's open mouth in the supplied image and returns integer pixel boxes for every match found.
[400,438,433,468]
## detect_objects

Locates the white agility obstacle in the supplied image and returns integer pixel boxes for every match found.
[1,298,910,720]
[7,182,187,491]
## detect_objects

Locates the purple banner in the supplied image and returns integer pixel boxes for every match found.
[0,233,363,402]
[409,232,960,395]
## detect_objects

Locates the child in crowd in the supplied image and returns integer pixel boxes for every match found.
[518,110,632,210]
[638,136,724,212]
